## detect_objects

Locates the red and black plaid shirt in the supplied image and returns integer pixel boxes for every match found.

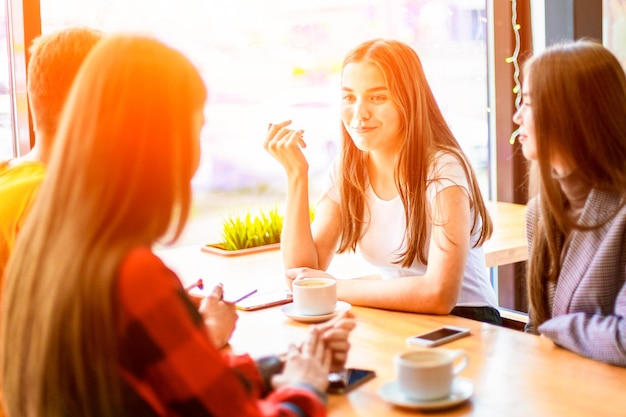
[117,247,326,416]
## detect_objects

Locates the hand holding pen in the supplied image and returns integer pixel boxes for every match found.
[199,283,239,348]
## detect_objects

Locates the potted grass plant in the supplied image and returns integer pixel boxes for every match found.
[201,207,277,256]
[201,206,314,257]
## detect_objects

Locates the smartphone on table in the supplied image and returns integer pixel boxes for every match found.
[406,325,471,348]
[327,368,376,394]
[235,290,292,311]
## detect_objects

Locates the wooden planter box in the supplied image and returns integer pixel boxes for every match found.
[201,242,281,257]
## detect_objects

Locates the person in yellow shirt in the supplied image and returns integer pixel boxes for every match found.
[0,160,46,276]
[0,27,103,280]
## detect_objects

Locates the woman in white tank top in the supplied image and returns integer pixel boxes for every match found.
[264,38,500,324]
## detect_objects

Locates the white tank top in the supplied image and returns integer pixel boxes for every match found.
[325,152,498,308]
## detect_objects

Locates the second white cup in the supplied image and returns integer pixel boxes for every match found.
[292,277,337,316]
[394,348,469,401]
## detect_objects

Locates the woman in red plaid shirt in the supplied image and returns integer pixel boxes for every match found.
[1,35,355,417]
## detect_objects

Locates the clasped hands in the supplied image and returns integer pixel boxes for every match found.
[198,282,355,393]
[271,312,356,393]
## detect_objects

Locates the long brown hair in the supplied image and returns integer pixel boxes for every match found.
[525,40,626,325]
[336,38,491,267]
[1,35,207,417]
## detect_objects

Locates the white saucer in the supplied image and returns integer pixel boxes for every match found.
[378,377,473,410]
[281,301,352,323]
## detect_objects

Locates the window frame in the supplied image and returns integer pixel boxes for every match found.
[6,0,39,156]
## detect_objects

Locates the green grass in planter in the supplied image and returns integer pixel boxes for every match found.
[220,207,283,251]
[219,206,314,251]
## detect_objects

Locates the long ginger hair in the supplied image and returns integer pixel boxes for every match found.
[1,35,207,417]
[336,39,492,267]
[524,40,626,326]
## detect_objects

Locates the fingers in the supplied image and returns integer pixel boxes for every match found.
[303,327,321,354]
[305,328,332,374]
[322,328,351,367]
[209,283,224,301]
[199,283,224,312]
[265,121,293,143]
[303,328,326,359]
[285,268,304,289]
[286,342,300,359]
[287,267,334,282]
[311,328,325,358]
[285,268,299,282]
[277,330,333,392]
[267,120,292,132]
[331,316,357,332]
[287,268,336,292]
[264,120,306,151]
[314,313,356,372]
[323,334,351,351]
[274,129,305,149]
[202,297,238,349]
[322,346,333,371]
[319,311,356,332]
[315,314,356,341]
[315,330,333,373]
[330,352,348,369]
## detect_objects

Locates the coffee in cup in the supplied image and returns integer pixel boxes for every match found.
[292,278,337,316]
[394,348,469,401]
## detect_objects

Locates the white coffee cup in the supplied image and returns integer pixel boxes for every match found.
[394,348,469,401]
[292,278,337,316]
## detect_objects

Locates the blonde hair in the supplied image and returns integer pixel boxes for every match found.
[525,40,626,325]
[27,27,104,141]
[2,35,207,417]
[336,39,492,267]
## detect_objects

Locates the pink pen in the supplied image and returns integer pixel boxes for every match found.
[184,278,204,292]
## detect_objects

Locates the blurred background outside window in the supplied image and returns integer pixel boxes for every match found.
[604,0,626,69]
[2,0,490,247]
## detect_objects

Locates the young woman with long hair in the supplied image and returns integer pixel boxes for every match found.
[1,35,354,417]
[515,40,626,366]
[265,38,499,324]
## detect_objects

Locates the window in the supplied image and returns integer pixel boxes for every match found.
[33,0,491,246]
[604,0,626,67]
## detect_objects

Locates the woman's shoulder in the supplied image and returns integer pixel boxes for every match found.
[118,247,178,293]
[121,246,164,272]
[0,160,46,182]
[428,149,467,174]
[431,149,460,162]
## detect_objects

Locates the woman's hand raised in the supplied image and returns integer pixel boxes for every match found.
[263,120,309,177]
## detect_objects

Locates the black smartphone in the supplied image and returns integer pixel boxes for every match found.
[235,290,292,311]
[327,368,376,394]
[405,325,471,347]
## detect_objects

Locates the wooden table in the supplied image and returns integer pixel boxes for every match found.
[155,210,625,417]
[484,201,527,268]
[229,305,626,417]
